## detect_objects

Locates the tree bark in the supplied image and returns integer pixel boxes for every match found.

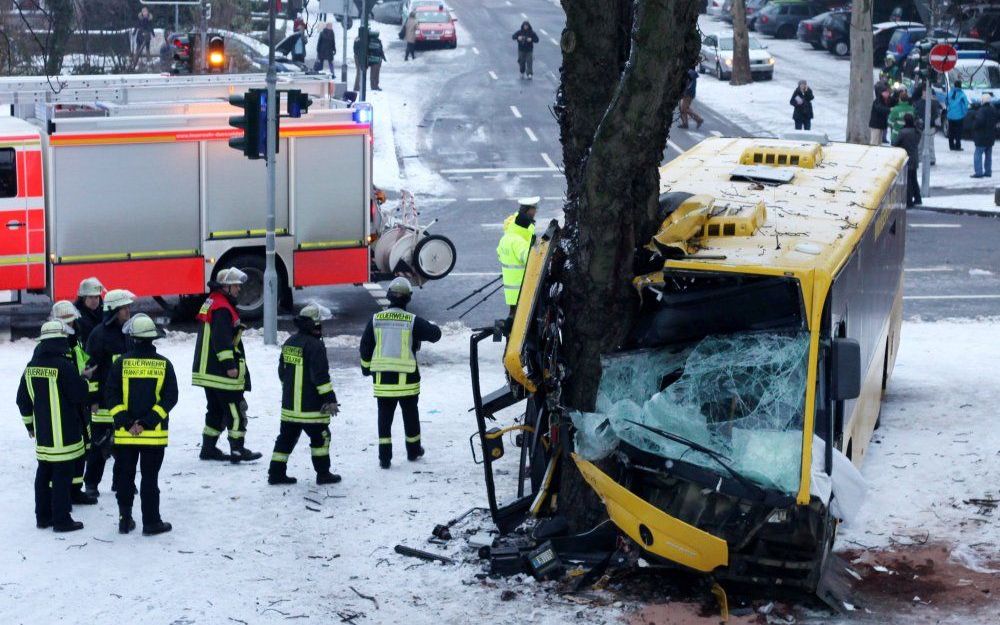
[45,0,75,76]
[729,0,752,85]
[555,0,702,530]
[846,0,873,144]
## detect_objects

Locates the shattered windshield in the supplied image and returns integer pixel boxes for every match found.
[573,271,809,495]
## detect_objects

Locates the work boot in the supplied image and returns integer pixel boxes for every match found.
[407,446,425,462]
[71,489,98,505]
[380,458,391,469]
[268,471,297,485]
[84,485,100,499]
[119,515,136,535]
[53,519,84,533]
[143,521,172,536]
[316,472,341,485]
[36,518,52,530]
[229,440,263,464]
[200,435,231,461]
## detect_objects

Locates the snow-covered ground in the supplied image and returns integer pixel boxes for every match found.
[695,15,996,208]
[0,318,996,623]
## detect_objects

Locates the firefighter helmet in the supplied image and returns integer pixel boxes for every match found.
[51,300,81,323]
[38,320,69,341]
[216,267,249,285]
[77,277,105,297]
[518,196,540,209]
[299,302,333,323]
[387,277,412,296]
[103,289,136,312]
[124,313,162,339]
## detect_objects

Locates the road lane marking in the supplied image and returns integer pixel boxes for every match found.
[543,196,564,201]
[710,130,723,137]
[448,176,473,181]
[472,47,480,55]
[524,127,538,142]
[909,223,961,228]
[363,283,383,291]
[540,152,556,169]
[539,28,549,36]
[521,12,528,19]
[488,70,498,80]
[519,174,541,178]
[510,105,522,118]
[441,166,557,174]
[468,197,496,202]
[549,37,559,46]
[905,266,954,273]
[667,139,683,153]
[451,271,500,277]
[904,294,1000,300]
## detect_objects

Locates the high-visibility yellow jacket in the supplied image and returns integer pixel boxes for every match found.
[497,214,534,306]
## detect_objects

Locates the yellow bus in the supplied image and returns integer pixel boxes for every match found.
[472,137,907,591]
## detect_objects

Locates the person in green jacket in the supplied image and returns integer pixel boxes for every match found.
[888,91,915,144]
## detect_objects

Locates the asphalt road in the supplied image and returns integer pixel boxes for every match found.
[7,2,999,360]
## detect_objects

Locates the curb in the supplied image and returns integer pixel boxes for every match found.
[917,205,1000,218]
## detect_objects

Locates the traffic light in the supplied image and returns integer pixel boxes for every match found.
[286,89,313,118]
[228,89,268,159]
[171,34,194,74]
[206,35,226,72]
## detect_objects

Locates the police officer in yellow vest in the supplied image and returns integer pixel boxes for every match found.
[107,314,178,536]
[360,278,442,469]
[50,300,99,506]
[16,320,90,532]
[497,197,538,317]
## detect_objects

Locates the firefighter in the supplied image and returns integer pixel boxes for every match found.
[16,320,90,532]
[50,300,98,506]
[83,288,135,498]
[192,268,262,463]
[268,303,341,486]
[359,278,441,469]
[497,197,538,318]
[107,313,177,535]
[74,277,105,346]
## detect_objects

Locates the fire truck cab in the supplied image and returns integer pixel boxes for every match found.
[0,73,380,318]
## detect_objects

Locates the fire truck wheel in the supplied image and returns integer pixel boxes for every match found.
[217,253,284,321]
[172,294,207,322]
[413,234,457,280]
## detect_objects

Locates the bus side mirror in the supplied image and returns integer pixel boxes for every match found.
[831,338,861,401]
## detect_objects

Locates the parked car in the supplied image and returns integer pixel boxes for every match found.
[797,10,834,49]
[745,0,771,31]
[935,58,1000,138]
[883,25,956,66]
[959,5,1000,43]
[904,36,990,76]
[719,0,735,23]
[707,0,728,18]
[373,1,404,25]
[756,0,816,38]
[822,9,851,56]
[412,6,457,48]
[401,0,448,24]
[699,32,776,80]
[874,21,922,64]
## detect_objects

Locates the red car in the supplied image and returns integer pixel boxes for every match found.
[414,7,457,49]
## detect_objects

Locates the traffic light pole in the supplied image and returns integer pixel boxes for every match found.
[198,0,208,72]
[921,74,932,198]
[360,9,369,100]
[264,0,279,345]
[340,0,349,83]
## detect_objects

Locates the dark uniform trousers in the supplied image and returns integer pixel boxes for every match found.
[84,422,117,491]
[377,395,421,462]
[36,460,74,526]
[271,422,332,474]
[203,389,248,442]
[115,447,165,525]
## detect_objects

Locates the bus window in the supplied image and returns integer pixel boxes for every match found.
[0,148,16,198]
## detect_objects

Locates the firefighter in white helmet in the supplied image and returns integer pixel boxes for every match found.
[74,277,105,346]
[359,278,441,469]
[192,267,262,463]
[83,288,135,498]
[497,197,538,318]
[48,300,98,506]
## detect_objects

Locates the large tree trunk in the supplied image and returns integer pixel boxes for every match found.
[846,0,873,143]
[729,0,752,85]
[44,0,75,76]
[555,0,702,530]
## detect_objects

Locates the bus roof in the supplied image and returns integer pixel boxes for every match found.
[658,137,906,278]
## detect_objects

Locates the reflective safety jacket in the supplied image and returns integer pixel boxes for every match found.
[191,292,250,394]
[497,215,534,306]
[85,315,131,424]
[16,338,90,463]
[360,307,442,398]
[279,329,336,423]
[107,341,178,447]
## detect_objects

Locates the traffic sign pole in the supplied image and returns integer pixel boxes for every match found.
[921,44,958,201]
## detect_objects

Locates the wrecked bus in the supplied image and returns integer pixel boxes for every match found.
[469,137,907,592]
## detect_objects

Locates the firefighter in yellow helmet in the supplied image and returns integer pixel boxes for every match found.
[359,278,441,469]
[496,197,538,317]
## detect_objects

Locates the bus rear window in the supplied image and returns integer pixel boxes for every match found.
[0,148,16,198]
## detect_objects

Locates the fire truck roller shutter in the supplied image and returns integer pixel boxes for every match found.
[205,139,290,239]
[50,142,201,295]
[292,134,368,287]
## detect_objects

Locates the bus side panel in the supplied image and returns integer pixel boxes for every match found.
[829,171,907,466]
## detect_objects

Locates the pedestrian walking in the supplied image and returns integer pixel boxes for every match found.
[971,94,996,178]
[136,7,154,57]
[368,31,386,90]
[403,11,418,61]
[292,24,308,63]
[360,278,442,469]
[49,301,98,506]
[74,277,104,348]
[84,289,135,499]
[268,303,341,486]
[512,21,539,79]
[679,68,704,130]
[892,113,922,207]
[17,320,91,533]
[193,268,262,463]
[789,80,814,131]
[869,89,891,145]
[107,314,177,536]
[946,81,970,151]
[315,22,336,72]
[497,198,537,319]
[888,91,914,144]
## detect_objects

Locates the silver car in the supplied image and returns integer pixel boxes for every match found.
[698,32,775,81]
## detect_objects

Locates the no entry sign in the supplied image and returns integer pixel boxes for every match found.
[929,44,958,73]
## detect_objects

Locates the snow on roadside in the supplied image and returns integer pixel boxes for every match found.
[922,192,1000,215]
